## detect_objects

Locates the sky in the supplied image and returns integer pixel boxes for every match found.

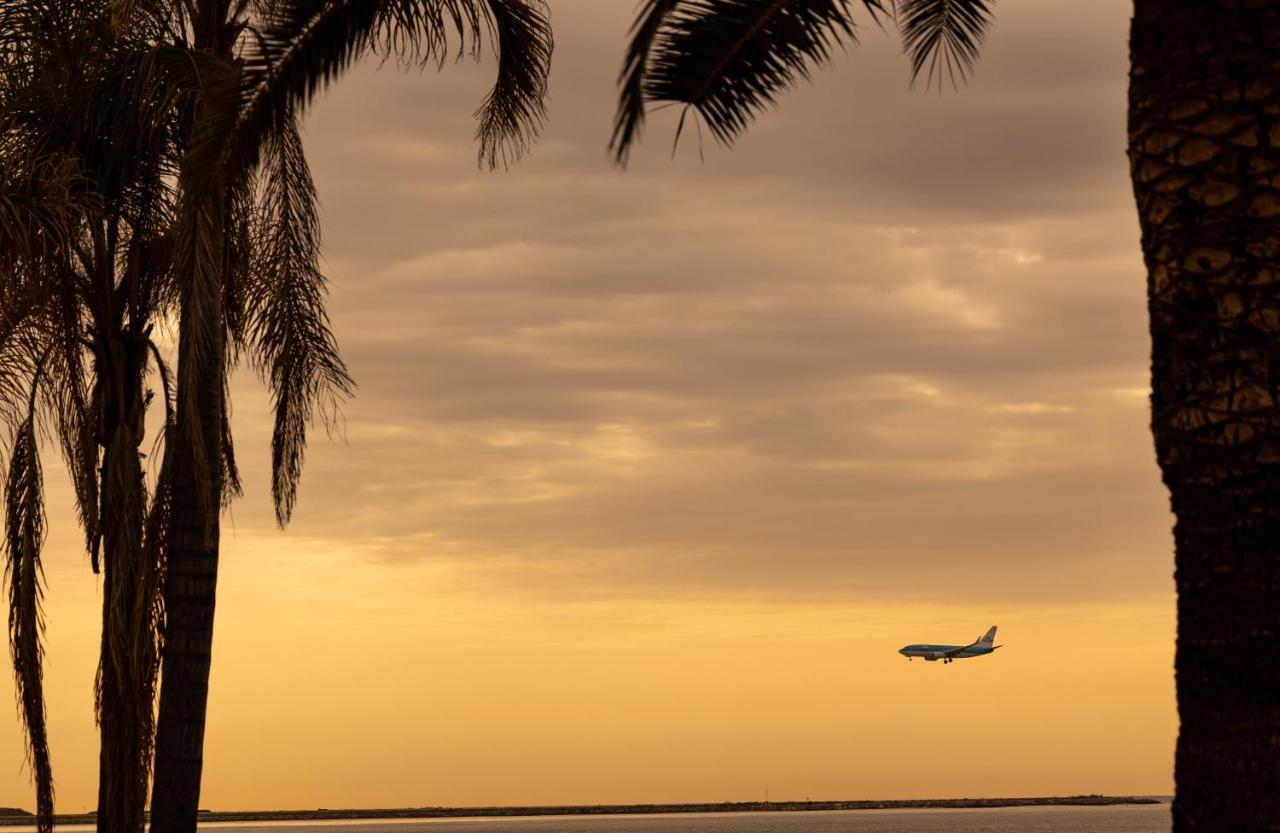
[0,0,1177,813]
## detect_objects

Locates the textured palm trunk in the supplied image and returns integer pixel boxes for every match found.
[1129,2,1280,829]
[95,332,158,833]
[150,10,235,827]
[148,347,222,831]
[150,200,227,832]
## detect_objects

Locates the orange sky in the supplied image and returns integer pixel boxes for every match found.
[0,0,1176,813]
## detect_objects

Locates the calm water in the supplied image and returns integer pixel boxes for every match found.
[13,805,1172,833]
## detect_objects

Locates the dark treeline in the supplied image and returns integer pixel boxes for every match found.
[0,795,1162,826]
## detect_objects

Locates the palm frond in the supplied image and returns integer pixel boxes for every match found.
[4,402,53,833]
[47,284,99,572]
[147,338,175,436]
[248,112,352,526]
[224,174,259,356]
[221,402,242,506]
[207,162,251,512]
[610,0,680,165]
[109,0,174,34]
[220,337,243,507]
[474,0,552,169]
[142,339,175,605]
[87,46,217,207]
[234,0,550,176]
[611,0,885,160]
[368,0,484,65]
[0,153,83,266]
[233,0,418,174]
[897,0,992,89]
[0,277,55,428]
[109,0,139,29]
[2,11,191,217]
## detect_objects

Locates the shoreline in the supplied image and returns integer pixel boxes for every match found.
[0,795,1164,826]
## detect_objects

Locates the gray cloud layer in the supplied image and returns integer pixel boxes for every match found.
[224,0,1171,605]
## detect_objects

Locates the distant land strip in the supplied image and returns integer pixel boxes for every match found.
[0,795,1164,826]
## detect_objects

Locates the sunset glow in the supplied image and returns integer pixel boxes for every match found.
[0,0,1174,813]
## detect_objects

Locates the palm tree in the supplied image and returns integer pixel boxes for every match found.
[3,0,549,825]
[147,1,552,828]
[0,3,205,829]
[612,1,1276,829]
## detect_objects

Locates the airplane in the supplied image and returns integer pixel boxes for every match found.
[899,626,1000,664]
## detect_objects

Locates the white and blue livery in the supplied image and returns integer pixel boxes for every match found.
[899,626,1000,664]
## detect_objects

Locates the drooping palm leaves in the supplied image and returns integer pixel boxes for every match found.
[0,1,196,829]
[898,0,992,89]
[5,396,51,833]
[474,0,554,167]
[0,188,176,832]
[3,0,553,825]
[149,0,552,828]
[611,0,994,162]
[612,0,680,163]
[613,0,873,158]
[232,0,551,177]
[250,113,353,525]
[0,146,81,833]
[162,0,551,519]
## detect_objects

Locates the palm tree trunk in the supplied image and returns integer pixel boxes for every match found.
[150,10,236,822]
[1130,2,1280,829]
[148,377,221,831]
[95,332,158,833]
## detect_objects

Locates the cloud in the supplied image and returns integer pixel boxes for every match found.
[213,0,1170,608]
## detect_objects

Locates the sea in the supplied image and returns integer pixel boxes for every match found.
[10,804,1173,833]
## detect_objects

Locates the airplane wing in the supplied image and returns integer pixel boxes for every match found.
[942,641,979,658]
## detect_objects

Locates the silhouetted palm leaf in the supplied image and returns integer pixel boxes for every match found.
[612,0,995,161]
[4,401,52,833]
[612,0,884,161]
[474,0,552,168]
[172,0,549,520]
[0,154,84,266]
[611,0,680,164]
[0,271,55,426]
[234,0,550,173]
[897,0,992,89]
[45,282,98,570]
[249,111,352,525]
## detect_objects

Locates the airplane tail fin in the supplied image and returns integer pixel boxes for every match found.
[977,626,997,646]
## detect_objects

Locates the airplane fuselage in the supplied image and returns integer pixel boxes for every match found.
[900,626,1000,663]
[898,644,997,662]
